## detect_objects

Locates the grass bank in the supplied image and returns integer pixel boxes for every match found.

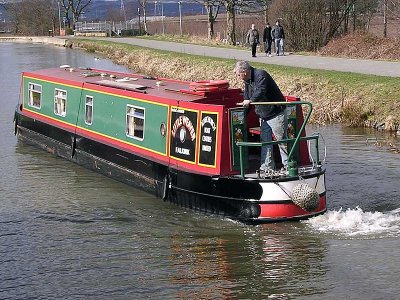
[71,39,400,130]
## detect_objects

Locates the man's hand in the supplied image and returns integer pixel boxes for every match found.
[239,99,252,108]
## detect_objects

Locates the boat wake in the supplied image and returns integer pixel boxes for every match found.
[304,206,400,238]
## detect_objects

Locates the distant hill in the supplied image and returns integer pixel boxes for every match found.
[0,0,206,23]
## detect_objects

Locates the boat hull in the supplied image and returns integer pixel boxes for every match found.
[15,109,326,223]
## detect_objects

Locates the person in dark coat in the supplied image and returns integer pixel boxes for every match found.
[271,20,285,56]
[246,24,260,57]
[263,23,273,57]
[234,60,288,171]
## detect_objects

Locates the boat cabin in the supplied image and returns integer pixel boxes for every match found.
[20,66,314,178]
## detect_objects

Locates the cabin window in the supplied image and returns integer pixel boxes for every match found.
[28,83,42,108]
[126,105,145,140]
[85,96,93,125]
[54,89,67,117]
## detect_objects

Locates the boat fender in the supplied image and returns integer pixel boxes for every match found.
[189,80,229,92]
[162,175,169,200]
[13,113,18,136]
[71,138,76,158]
[239,204,261,219]
[291,183,320,212]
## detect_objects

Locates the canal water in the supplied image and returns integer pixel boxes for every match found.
[1,43,400,299]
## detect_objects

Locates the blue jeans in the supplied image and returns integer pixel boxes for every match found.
[260,111,288,170]
[275,38,284,55]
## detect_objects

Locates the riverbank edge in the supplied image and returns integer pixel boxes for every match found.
[0,36,67,46]
[2,37,399,134]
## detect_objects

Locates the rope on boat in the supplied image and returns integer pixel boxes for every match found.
[189,80,229,92]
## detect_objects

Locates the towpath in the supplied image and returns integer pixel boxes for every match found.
[2,36,399,77]
[87,37,400,78]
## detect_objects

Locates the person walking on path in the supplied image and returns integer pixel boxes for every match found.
[271,20,285,56]
[263,23,273,57]
[246,24,260,58]
[234,60,288,172]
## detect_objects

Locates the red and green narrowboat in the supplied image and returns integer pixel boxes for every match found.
[14,66,327,223]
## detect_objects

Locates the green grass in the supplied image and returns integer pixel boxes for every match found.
[135,34,248,50]
[70,38,400,128]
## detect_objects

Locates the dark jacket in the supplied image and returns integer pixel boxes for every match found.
[263,26,272,42]
[271,24,285,39]
[244,67,285,120]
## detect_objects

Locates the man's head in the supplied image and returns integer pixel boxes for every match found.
[251,24,255,30]
[234,61,251,81]
[276,20,280,26]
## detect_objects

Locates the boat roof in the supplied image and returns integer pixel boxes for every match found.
[24,67,238,102]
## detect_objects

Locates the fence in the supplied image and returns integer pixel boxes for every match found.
[74,20,139,37]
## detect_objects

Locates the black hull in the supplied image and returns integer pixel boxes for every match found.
[15,109,326,223]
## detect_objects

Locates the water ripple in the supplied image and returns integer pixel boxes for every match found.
[305,206,400,238]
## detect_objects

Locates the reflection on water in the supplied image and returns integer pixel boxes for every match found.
[1,43,400,299]
[165,223,329,299]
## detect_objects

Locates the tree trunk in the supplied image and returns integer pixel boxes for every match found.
[143,7,148,34]
[206,5,214,40]
[383,0,387,37]
[225,2,236,45]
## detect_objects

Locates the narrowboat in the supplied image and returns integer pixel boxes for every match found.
[14,66,327,223]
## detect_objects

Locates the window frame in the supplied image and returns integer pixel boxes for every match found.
[28,83,42,109]
[84,95,94,125]
[54,88,67,117]
[126,104,145,141]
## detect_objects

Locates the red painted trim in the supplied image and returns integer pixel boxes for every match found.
[24,72,81,88]
[22,109,169,164]
[23,109,76,133]
[195,108,201,165]
[22,103,224,175]
[75,127,169,163]
[249,127,261,135]
[259,195,326,219]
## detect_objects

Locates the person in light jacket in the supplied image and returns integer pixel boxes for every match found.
[271,20,285,56]
[246,24,260,58]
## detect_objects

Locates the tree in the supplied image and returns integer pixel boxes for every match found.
[224,0,237,44]
[193,0,222,40]
[58,0,92,29]
[3,0,57,35]
[268,0,361,51]
[138,0,148,34]
[223,0,264,45]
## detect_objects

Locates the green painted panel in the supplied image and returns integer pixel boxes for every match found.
[23,78,82,125]
[77,89,168,155]
[229,108,248,170]
[23,77,169,155]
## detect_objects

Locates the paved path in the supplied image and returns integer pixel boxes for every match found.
[90,37,400,77]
